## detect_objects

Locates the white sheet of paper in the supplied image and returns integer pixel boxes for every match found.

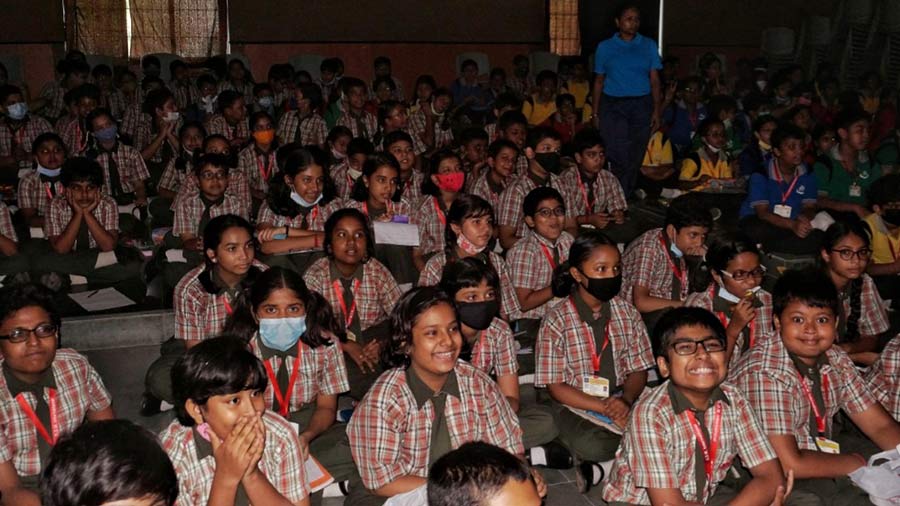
[118,203,137,215]
[374,221,420,246]
[398,283,413,293]
[94,250,118,269]
[383,484,428,506]
[69,275,88,285]
[165,249,187,263]
[811,211,836,232]
[286,421,334,492]
[69,287,135,312]
[29,227,45,239]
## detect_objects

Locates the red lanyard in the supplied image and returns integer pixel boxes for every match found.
[257,152,274,182]
[539,243,557,269]
[262,346,303,417]
[798,372,829,435]
[16,389,60,446]
[433,197,446,226]
[773,161,799,204]
[333,278,361,328]
[711,286,756,348]
[658,233,686,291]
[361,201,391,218]
[471,331,485,367]
[309,205,319,226]
[222,295,233,315]
[685,402,723,488]
[573,300,611,373]
[44,182,57,202]
[576,176,594,213]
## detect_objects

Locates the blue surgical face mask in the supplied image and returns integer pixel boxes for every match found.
[37,165,61,178]
[94,125,118,142]
[717,286,742,303]
[290,190,322,207]
[258,96,274,109]
[670,242,684,258]
[259,316,307,352]
[7,102,28,121]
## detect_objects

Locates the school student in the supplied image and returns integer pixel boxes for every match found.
[522,71,559,126]
[383,130,424,206]
[331,137,375,199]
[133,88,181,192]
[637,125,676,199]
[0,283,114,506]
[732,268,900,505]
[58,84,99,157]
[0,85,54,175]
[41,419,178,506]
[408,87,455,154]
[257,146,337,273]
[205,89,250,149]
[412,149,465,269]
[819,219,889,365]
[497,126,566,250]
[162,336,310,506]
[427,442,543,506]
[684,233,774,372]
[224,266,356,483]
[152,121,206,227]
[237,111,280,206]
[303,209,402,401]
[495,110,529,176]
[483,93,523,143]
[738,115,778,177]
[217,58,256,105]
[36,59,89,122]
[84,108,150,212]
[18,133,66,231]
[336,78,378,142]
[173,133,251,213]
[622,193,712,333]
[440,258,568,468]
[535,231,655,493]
[601,307,786,505]
[37,157,143,287]
[866,334,900,422]
[169,59,198,111]
[276,82,328,147]
[738,124,822,254]
[678,118,736,191]
[458,127,489,184]
[345,287,525,505]
[143,214,265,412]
[814,110,881,220]
[0,200,28,282]
[864,173,900,302]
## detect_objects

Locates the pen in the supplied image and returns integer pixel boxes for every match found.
[86,289,100,298]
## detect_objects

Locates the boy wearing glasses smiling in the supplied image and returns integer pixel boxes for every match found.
[0,283,114,506]
[602,307,786,505]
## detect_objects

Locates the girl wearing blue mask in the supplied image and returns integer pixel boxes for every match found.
[256,146,337,273]
[224,266,356,488]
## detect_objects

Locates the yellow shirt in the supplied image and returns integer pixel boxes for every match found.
[642,131,674,167]
[522,94,557,126]
[565,80,590,109]
[679,149,733,182]
[865,213,900,265]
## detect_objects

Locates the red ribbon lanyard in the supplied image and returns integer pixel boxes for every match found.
[433,197,446,226]
[361,201,368,217]
[334,278,361,328]
[222,295,234,315]
[539,243,557,269]
[44,183,55,202]
[685,402,723,488]
[658,233,686,289]
[713,286,756,348]
[773,160,799,204]
[16,388,60,446]
[471,331,485,366]
[309,205,319,225]
[576,176,594,213]
[798,373,829,435]
[257,153,274,182]
[574,300,611,373]
[263,348,303,417]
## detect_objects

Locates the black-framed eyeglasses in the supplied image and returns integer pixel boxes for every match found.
[670,337,725,356]
[535,207,566,218]
[0,323,58,343]
[721,266,766,281]
[830,248,872,261]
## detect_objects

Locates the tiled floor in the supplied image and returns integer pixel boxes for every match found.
[84,345,610,506]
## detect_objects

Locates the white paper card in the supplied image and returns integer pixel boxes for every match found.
[383,484,428,506]
[69,287,135,311]
[69,275,88,285]
[165,249,187,263]
[811,211,836,232]
[29,227,45,239]
[286,421,334,492]
[94,250,118,269]
[398,283,413,293]
[374,221,420,246]
[118,203,137,216]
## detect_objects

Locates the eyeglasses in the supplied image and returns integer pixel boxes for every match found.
[199,172,228,181]
[830,248,871,261]
[0,323,58,343]
[535,207,566,218]
[721,266,766,281]
[670,337,725,356]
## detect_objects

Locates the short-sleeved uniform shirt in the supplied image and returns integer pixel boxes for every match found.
[866,335,900,421]
[837,274,889,340]
[813,145,881,206]
[0,116,54,173]
[18,171,65,218]
[276,111,328,147]
[622,228,689,304]
[408,109,455,151]
[556,166,628,217]
[594,33,662,97]
[236,144,279,195]
[173,193,248,237]
[204,114,250,142]
[418,250,522,321]
[468,318,518,378]
[506,230,574,319]
[678,149,734,182]
[865,213,900,266]
[91,143,151,196]
[496,172,564,240]
[0,202,17,242]
[336,110,378,142]
[739,161,817,219]
[45,195,119,249]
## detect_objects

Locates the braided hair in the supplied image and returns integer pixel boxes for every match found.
[819,218,873,343]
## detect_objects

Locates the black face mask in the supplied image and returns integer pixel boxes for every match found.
[883,210,900,228]
[581,273,622,302]
[534,152,562,175]
[457,299,499,331]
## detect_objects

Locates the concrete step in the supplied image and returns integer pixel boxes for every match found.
[61,309,176,350]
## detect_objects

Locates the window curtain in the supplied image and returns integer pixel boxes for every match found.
[130,0,223,58]
[70,0,128,57]
[550,0,581,56]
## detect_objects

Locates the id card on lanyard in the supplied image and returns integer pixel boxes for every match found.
[686,402,723,495]
[772,161,799,219]
[658,233,686,298]
[334,278,361,341]
[798,372,840,454]
[263,347,303,417]
[577,300,612,398]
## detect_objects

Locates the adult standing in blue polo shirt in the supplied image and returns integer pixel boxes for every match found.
[591,3,662,197]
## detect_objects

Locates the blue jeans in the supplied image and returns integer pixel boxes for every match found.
[599,94,653,196]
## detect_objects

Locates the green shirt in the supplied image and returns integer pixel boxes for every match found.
[813,145,881,205]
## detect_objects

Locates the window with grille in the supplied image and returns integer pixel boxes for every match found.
[549,0,580,56]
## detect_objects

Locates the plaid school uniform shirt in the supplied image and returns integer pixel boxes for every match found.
[484,122,498,142]
[120,104,144,138]
[158,157,193,194]
[622,228,689,303]
[535,295,655,389]
[343,198,415,224]
[249,333,349,413]
[256,199,334,232]
[507,230,574,319]
[408,109,454,150]
[18,172,64,219]
[413,196,451,257]
[468,318,518,377]
[556,166,628,218]
[731,335,876,450]
[58,118,90,156]
[173,169,252,214]
[418,251,522,321]
[469,171,506,211]
[204,114,250,142]
[100,88,127,120]
[399,170,425,207]
[330,160,356,199]
[237,144,279,195]
[839,274,889,339]
[866,335,900,421]
[0,349,112,477]
[336,110,378,142]
[0,116,54,172]
[217,80,255,105]
[303,257,402,332]
[92,142,151,196]
[276,111,328,147]
[173,192,247,237]
[170,81,199,111]
[132,114,181,164]
[347,362,524,490]
[0,202,16,242]
[45,195,119,249]
[496,172,563,240]
[39,81,66,120]
[683,285,776,372]
[602,381,777,504]
[159,411,309,506]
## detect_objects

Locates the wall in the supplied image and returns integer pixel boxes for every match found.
[0,43,62,97]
